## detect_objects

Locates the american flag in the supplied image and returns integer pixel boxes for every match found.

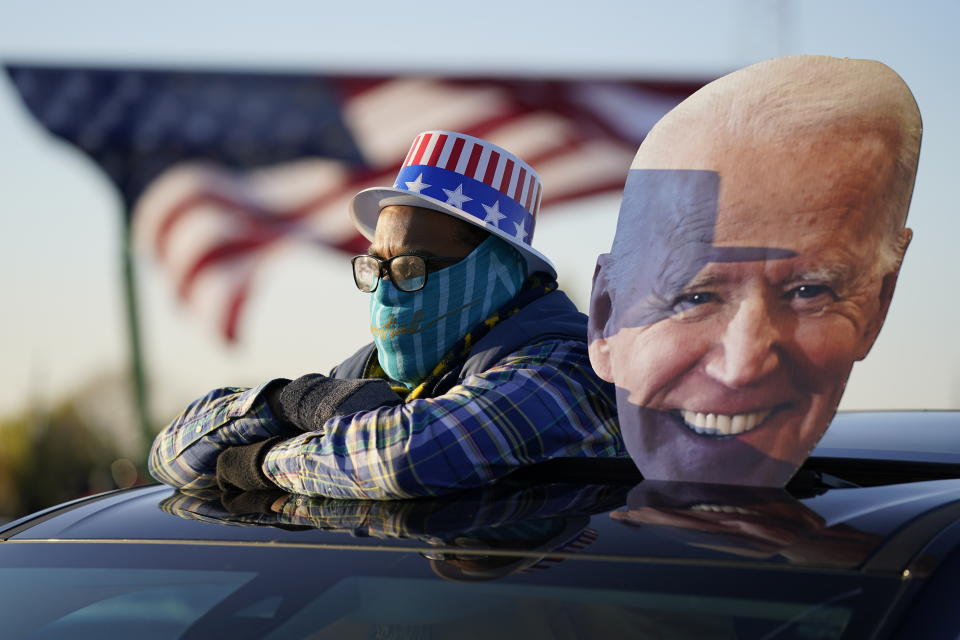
[6,65,705,341]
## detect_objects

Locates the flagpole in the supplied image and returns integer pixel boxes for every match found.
[121,211,152,460]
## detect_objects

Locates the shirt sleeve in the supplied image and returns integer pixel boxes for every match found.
[262,340,624,500]
[148,380,299,490]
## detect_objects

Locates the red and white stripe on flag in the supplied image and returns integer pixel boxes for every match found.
[133,76,702,342]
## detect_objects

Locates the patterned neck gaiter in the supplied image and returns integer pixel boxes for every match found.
[370,235,526,387]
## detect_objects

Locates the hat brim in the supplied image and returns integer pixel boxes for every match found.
[350,187,557,278]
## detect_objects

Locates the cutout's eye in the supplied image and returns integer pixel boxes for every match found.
[786,284,837,311]
[669,292,719,320]
[672,292,717,312]
[790,284,832,299]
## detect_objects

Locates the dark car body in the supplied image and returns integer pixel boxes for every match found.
[2,411,959,639]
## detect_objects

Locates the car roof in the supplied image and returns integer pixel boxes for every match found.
[813,410,960,464]
[2,410,959,580]
[3,479,960,579]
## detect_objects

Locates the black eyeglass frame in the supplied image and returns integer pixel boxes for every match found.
[351,253,463,293]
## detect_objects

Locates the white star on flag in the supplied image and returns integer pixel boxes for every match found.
[480,200,507,227]
[404,173,430,193]
[513,219,528,242]
[442,184,472,208]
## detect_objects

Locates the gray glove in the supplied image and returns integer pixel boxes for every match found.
[277,373,402,432]
[215,437,283,492]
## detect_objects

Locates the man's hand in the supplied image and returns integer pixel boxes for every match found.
[277,374,402,433]
[215,437,283,492]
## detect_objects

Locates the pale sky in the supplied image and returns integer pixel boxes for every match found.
[1,0,958,425]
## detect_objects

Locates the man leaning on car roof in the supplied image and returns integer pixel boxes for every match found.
[587,55,921,487]
[149,131,625,500]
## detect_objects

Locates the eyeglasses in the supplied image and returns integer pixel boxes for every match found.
[351,254,463,293]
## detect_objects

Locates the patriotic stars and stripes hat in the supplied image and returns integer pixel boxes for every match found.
[350,131,557,277]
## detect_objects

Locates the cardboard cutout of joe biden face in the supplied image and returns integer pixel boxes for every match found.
[588,56,921,487]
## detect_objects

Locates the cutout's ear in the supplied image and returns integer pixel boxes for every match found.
[588,254,615,382]
[856,227,912,361]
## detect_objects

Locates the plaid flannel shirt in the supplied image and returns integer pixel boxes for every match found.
[149,339,624,500]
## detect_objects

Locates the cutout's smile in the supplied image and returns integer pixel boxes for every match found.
[679,409,773,437]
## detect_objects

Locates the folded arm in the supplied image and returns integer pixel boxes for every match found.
[149,340,623,499]
[263,340,622,499]
[148,381,299,491]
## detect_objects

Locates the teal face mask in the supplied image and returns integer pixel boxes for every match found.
[370,235,526,387]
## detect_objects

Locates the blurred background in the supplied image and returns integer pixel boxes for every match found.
[1,0,957,520]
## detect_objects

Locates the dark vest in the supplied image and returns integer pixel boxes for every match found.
[331,289,587,397]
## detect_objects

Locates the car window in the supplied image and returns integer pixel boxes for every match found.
[0,568,255,639]
[0,543,894,639]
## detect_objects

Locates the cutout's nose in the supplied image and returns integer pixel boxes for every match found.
[704,297,780,388]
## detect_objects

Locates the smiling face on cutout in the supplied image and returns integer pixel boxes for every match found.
[588,56,920,487]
